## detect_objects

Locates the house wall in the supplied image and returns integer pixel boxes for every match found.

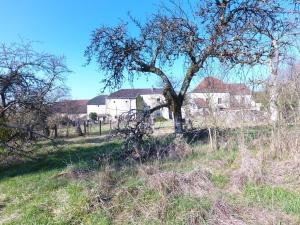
[232,94,252,105]
[105,94,170,120]
[87,105,106,117]
[106,98,137,119]
[140,94,170,119]
[189,92,231,109]
[231,95,260,110]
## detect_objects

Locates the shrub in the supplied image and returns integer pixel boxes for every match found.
[89,112,98,121]
[154,116,167,123]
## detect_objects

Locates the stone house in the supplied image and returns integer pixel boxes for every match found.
[188,77,259,115]
[106,88,170,120]
[51,99,88,122]
[86,95,108,120]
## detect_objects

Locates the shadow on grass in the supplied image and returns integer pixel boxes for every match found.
[0,141,122,181]
[60,136,113,145]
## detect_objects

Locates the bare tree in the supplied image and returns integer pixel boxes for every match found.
[85,0,295,135]
[0,41,69,152]
[252,4,300,123]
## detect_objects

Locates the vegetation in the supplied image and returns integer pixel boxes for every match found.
[85,0,297,134]
[89,112,98,121]
[1,127,300,224]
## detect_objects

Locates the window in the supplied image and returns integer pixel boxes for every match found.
[125,100,128,103]
[113,101,115,103]
[218,98,222,104]
[157,98,160,102]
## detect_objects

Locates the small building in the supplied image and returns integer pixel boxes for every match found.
[189,77,258,112]
[106,88,170,120]
[86,95,108,120]
[52,99,88,121]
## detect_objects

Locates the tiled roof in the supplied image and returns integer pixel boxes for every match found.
[52,100,88,114]
[107,88,163,99]
[192,77,251,95]
[87,95,107,105]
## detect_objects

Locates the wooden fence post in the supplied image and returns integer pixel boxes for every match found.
[54,124,57,138]
[83,121,87,134]
[99,120,102,136]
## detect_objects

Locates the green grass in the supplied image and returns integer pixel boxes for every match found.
[0,137,216,224]
[211,174,229,188]
[1,130,300,224]
[245,183,300,215]
[210,148,238,168]
[164,196,211,225]
[0,140,122,224]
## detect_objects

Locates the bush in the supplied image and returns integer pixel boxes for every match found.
[89,112,98,121]
[154,116,167,123]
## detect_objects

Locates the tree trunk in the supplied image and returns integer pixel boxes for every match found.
[173,101,184,135]
[75,122,83,136]
[269,39,279,123]
[0,93,6,118]
[54,124,58,138]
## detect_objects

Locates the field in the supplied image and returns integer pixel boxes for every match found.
[1,127,300,225]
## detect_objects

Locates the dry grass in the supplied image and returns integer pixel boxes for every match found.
[2,125,300,224]
[139,166,213,198]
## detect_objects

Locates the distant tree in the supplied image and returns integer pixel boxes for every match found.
[251,3,300,123]
[89,112,98,121]
[85,0,296,135]
[0,41,69,153]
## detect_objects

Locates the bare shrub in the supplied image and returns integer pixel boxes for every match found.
[230,136,265,191]
[54,165,94,180]
[240,205,296,225]
[208,200,295,225]
[208,200,246,225]
[270,125,300,160]
[265,160,300,188]
[113,109,154,160]
[139,166,213,198]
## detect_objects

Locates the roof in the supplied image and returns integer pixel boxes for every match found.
[107,88,163,99]
[87,95,107,105]
[52,100,88,114]
[192,77,251,95]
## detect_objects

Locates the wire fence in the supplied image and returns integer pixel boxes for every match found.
[53,121,116,138]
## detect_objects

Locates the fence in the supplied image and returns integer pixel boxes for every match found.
[51,120,116,138]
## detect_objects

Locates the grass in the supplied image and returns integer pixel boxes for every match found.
[0,139,123,224]
[1,130,300,224]
[210,174,229,188]
[245,183,300,215]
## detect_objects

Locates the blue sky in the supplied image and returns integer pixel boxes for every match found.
[0,0,272,99]
[0,0,170,99]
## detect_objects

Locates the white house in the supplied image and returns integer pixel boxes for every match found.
[106,88,170,120]
[188,77,259,114]
[86,95,107,120]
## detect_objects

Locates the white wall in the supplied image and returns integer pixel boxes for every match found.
[106,98,137,119]
[105,94,170,120]
[231,95,260,110]
[87,105,106,116]
[141,94,170,119]
[189,92,231,109]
